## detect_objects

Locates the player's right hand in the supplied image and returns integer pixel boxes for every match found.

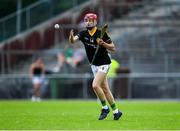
[69,29,74,37]
[69,29,74,43]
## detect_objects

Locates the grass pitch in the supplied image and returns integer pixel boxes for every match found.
[0,100,179,130]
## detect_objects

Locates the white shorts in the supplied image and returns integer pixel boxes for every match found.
[91,64,111,76]
[32,76,45,84]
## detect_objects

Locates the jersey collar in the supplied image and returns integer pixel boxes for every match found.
[88,27,97,36]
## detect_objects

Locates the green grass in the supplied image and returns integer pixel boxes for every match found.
[0,100,179,130]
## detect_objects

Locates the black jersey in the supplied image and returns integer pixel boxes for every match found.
[77,28,112,66]
[33,67,43,76]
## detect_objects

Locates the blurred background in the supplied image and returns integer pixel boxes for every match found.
[0,0,180,100]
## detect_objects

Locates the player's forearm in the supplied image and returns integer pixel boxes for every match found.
[69,35,79,44]
[69,29,79,44]
[103,42,116,52]
[69,35,75,44]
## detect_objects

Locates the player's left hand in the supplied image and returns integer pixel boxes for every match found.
[96,38,105,45]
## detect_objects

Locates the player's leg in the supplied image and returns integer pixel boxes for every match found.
[34,83,41,96]
[91,65,107,107]
[32,77,42,102]
[101,78,114,105]
[92,72,106,101]
[32,83,41,102]
[92,71,110,120]
[101,78,122,120]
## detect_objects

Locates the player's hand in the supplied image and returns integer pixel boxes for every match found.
[69,29,75,43]
[96,38,105,46]
[69,29,74,37]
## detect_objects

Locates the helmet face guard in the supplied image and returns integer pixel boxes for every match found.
[84,13,97,28]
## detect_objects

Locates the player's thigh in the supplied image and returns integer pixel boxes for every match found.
[101,78,108,87]
[92,71,106,87]
[32,77,43,89]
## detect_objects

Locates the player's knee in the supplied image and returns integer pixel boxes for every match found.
[33,84,41,89]
[92,83,99,90]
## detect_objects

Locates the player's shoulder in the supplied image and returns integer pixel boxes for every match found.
[97,28,101,32]
[78,29,88,36]
[79,29,87,34]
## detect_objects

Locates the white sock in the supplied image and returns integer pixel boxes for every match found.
[102,105,108,110]
[113,108,119,114]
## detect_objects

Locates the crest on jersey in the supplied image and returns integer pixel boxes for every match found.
[90,38,94,43]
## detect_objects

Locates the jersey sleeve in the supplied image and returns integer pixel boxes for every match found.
[103,32,112,44]
[77,31,84,41]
